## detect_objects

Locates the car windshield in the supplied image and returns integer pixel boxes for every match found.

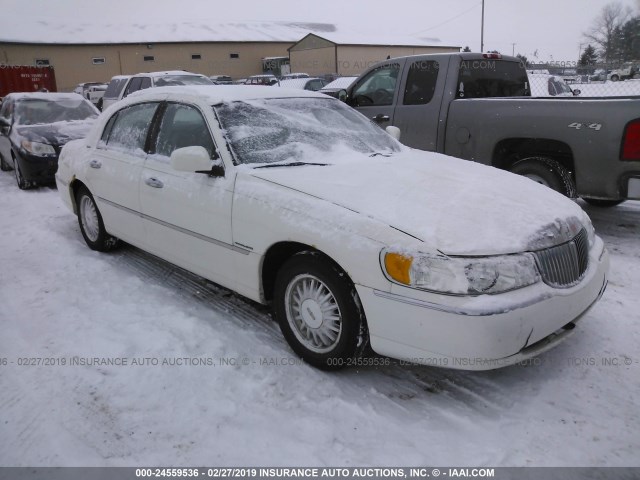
[154,75,212,87]
[214,97,400,165]
[15,98,98,125]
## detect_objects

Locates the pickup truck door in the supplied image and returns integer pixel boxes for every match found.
[349,60,406,128]
[391,57,450,151]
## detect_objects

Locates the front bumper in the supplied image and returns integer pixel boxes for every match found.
[16,150,58,184]
[358,237,609,370]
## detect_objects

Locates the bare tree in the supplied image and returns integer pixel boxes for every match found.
[584,2,632,63]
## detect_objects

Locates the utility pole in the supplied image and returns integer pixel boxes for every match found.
[512,43,516,56]
[481,0,485,53]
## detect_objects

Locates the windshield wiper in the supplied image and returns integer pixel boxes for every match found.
[369,152,394,157]
[254,162,329,169]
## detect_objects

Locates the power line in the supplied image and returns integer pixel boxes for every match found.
[411,2,483,35]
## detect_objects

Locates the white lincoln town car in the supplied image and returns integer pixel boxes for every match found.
[55,86,609,370]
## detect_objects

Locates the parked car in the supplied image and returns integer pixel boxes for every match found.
[273,77,328,91]
[210,75,233,85]
[101,71,212,110]
[347,52,640,206]
[245,74,278,86]
[609,63,640,82]
[319,76,358,101]
[73,82,107,100]
[528,73,580,97]
[55,85,608,371]
[0,92,98,189]
[101,75,132,111]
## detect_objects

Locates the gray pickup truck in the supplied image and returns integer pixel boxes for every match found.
[346,53,640,206]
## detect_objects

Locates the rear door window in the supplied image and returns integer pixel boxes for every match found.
[457,60,530,98]
[403,60,439,105]
[102,102,159,153]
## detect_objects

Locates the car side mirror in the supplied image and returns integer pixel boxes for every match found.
[338,89,348,102]
[170,146,223,176]
[386,125,401,141]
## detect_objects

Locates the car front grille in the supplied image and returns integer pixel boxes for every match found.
[534,228,589,288]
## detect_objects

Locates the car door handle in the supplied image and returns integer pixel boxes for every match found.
[89,160,102,169]
[372,114,390,122]
[145,177,164,189]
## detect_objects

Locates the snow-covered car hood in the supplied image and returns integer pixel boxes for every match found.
[247,148,590,256]
[14,120,95,148]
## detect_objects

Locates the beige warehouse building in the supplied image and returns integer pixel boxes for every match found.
[0,21,459,91]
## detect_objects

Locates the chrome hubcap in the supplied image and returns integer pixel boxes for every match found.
[285,274,342,353]
[80,196,100,242]
[524,173,549,187]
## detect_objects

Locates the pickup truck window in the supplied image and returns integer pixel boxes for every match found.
[457,60,529,98]
[351,63,400,107]
[403,60,439,105]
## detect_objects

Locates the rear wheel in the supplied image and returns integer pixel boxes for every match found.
[510,157,577,198]
[273,252,367,370]
[582,198,625,207]
[610,74,619,82]
[75,186,120,251]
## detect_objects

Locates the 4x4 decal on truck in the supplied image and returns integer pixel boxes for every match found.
[568,122,602,131]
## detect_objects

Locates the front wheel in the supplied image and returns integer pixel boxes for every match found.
[273,252,367,370]
[582,198,625,207]
[610,74,619,82]
[75,186,120,251]
[13,157,32,190]
[510,157,577,198]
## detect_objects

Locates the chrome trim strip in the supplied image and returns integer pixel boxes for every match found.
[372,289,541,316]
[96,196,250,255]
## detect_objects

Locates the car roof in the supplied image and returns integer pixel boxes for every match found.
[125,85,329,104]
[132,71,205,78]
[275,78,324,89]
[4,92,90,102]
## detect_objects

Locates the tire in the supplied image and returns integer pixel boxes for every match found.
[97,98,103,111]
[0,153,10,172]
[75,186,120,251]
[273,252,367,370]
[510,157,577,198]
[610,74,619,82]
[13,156,32,190]
[582,198,625,207]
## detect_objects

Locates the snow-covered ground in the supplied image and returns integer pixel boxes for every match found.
[0,169,639,467]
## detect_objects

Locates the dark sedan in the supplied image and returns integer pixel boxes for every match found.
[0,93,98,189]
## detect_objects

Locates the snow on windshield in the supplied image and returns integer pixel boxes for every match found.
[15,98,98,126]
[214,97,400,165]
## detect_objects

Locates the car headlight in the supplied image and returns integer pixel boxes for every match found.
[382,249,540,295]
[21,140,55,156]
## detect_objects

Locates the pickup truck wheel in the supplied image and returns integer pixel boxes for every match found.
[582,198,625,207]
[75,186,120,252]
[273,252,366,370]
[610,74,619,82]
[510,157,577,198]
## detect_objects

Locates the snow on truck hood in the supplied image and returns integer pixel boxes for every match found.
[248,149,590,256]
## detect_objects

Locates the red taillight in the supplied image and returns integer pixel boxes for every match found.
[621,119,640,161]
[482,53,502,59]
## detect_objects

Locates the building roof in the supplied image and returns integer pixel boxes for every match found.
[0,20,451,47]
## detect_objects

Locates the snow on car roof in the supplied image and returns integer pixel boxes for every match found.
[4,92,90,102]
[133,71,206,78]
[273,78,322,89]
[126,85,329,104]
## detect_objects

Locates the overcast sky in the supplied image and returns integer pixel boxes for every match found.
[2,0,638,62]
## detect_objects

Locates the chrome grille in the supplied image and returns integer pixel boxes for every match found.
[534,228,589,288]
